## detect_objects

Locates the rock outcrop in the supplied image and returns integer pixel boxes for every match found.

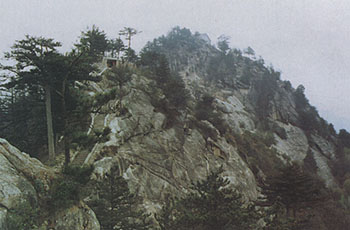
[0,138,51,228]
[1,28,344,228]
[86,74,258,212]
[52,202,100,230]
[0,139,99,229]
[81,30,340,214]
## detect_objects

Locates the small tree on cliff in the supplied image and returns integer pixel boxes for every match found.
[89,166,151,230]
[261,164,325,218]
[119,27,141,49]
[217,34,230,54]
[76,25,108,63]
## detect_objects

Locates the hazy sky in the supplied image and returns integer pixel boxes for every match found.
[1,0,350,130]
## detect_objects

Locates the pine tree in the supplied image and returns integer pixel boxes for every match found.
[90,166,151,230]
[261,164,325,218]
[1,36,64,160]
[108,38,125,59]
[156,168,259,230]
[76,25,108,63]
[1,27,108,164]
[119,27,141,49]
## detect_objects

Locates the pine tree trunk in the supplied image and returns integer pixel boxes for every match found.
[61,79,70,166]
[128,35,131,49]
[44,84,55,161]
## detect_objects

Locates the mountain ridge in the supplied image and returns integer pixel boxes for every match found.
[1,27,350,229]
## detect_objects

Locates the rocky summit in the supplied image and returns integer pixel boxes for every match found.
[1,27,350,229]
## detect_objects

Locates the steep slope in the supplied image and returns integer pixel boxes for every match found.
[2,27,347,229]
[78,29,341,218]
[142,28,338,187]
[84,73,258,212]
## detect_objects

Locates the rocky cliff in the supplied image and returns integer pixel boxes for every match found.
[0,139,100,229]
[0,28,345,228]
[86,29,337,198]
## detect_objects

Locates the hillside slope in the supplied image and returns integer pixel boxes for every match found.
[1,27,350,229]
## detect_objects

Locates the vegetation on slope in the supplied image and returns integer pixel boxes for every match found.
[2,26,350,229]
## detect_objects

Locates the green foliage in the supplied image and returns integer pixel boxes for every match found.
[338,129,350,148]
[206,50,237,86]
[89,166,151,230]
[50,178,80,209]
[156,168,260,230]
[272,123,287,140]
[343,178,350,196]
[239,67,255,85]
[261,164,326,218]
[244,46,256,56]
[194,94,227,136]
[62,87,108,150]
[0,35,67,159]
[252,72,278,124]
[329,123,336,136]
[0,26,106,162]
[69,123,111,150]
[294,85,308,110]
[106,64,133,85]
[259,165,349,230]
[94,127,112,142]
[50,165,93,210]
[217,34,230,54]
[93,88,118,107]
[63,164,94,184]
[332,147,350,184]
[262,200,315,230]
[140,51,189,127]
[123,48,139,63]
[162,72,190,109]
[142,27,201,55]
[232,131,282,177]
[264,207,312,230]
[293,84,334,137]
[108,38,125,58]
[70,131,97,149]
[76,25,108,63]
[3,35,63,86]
[297,107,319,131]
[0,89,47,157]
[6,201,39,230]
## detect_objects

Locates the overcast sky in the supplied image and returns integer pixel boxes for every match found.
[1,0,350,131]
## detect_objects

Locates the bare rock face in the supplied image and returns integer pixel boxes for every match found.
[0,139,99,229]
[86,74,258,212]
[311,135,336,160]
[83,58,344,214]
[271,82,299,124]
[53,202,100,230]
[216,95,255,133]
[0,138,50,228]
[311,148,337,188]
[273,122,309,163]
